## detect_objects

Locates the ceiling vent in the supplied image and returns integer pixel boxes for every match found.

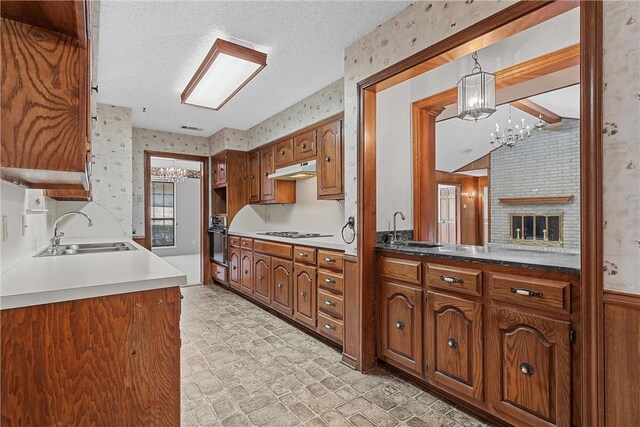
[180,125,204,131]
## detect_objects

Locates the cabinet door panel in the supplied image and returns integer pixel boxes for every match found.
[228,248,240,290]
[260,147,275,202]
[379,281,422,375]
[248,152,260,203]
[293,129,317,162]
[240,251,254,296]
[271,258,293,316]
[488,306,571,427]
[217,158,227,185]
[275,138,294,167]
[317,120,343,199]
[294,264,316,328]
[253,254,271,305]
[426,292,483,401]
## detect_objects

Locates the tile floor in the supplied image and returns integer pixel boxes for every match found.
[162,253,201,285]
[180,284,486,427]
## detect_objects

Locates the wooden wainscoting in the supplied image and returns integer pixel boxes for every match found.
[603,290,640,426]
[342,254,360,369]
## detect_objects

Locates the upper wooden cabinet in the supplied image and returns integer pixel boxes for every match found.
[317,120,344,199]
[260,147,276,202]
[248,151,261,203]
[249,146,295,205]
[212,156,227,188]
[274,138,294,168]
[1,1,92,190]
[293,129,317,162]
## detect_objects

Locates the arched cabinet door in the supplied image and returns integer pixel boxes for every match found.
[293,264,317,328]
[379,281,423,375]
[253,254,271,306]
[228,248,241,290]
[425,292,483,401]
[271,259,293,316]
[317,119,343,199]
[488,306,571,427]
[240,251,254,296]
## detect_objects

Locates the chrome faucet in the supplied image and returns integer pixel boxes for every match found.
[392,211,406,242]
[49,211,93,253]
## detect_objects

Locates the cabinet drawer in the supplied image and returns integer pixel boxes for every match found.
[294,246,316,264]
[275,138,294,167]
[293,129,317,162]
[318,270,343,295]
[380,257,422,285]
[229,235,241,248]
[318,250,344,271]
[240,238,254,250]
[318,288,343,319]
[317,312,343,344]
[427,263,482,297]
[254,239,292,259]
[489,272,571,314]
[211,262,227,284]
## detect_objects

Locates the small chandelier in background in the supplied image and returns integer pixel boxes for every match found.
[490,105,532,148]
[157,163,188,183]
[457,52,496,122]
[534,113,547,131]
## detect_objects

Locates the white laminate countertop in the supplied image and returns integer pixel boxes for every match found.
[0,237,187,310]
[229,231,346,251]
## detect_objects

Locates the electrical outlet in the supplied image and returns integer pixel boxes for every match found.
[21,215,27,236]
[2,215,8,242]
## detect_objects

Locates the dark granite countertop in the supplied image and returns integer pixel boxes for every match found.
[375,242,580,274]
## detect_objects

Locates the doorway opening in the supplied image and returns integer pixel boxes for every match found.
[437,184,459,244]
[144,151,210,286]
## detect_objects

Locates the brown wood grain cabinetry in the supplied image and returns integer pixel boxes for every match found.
[240,250,254,296]
[0,287,181,426]
[275,138,294,167]
[427,263,482,297]
[294,263,317,328]
[488,305,571,427]
[248,151,261,203]
[426,291,483,401]
[295,246,317,264]
[293,129,317,162]
[318,250,344,271]
[228,249,240,289]
[260,146,276,202]
[211,262,228,285]
[1,8,92,190]
[317,119,344,199]
[271,258,293,316]
[489,272,570,315]
[318,312,344,343]
[253,253,271,305]
[212,156,227,187]
[379,281,423,375]
[380,256,422,285]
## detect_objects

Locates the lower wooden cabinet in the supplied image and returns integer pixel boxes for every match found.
[240,251,254,296]
[294,264,317,328]
[271,258,293,316]
[426,291,483,401]
[253,254,271,305]
[228,248,240,290]
[379,281,423,375]
[488,305,572,427]
[211,261,228,285]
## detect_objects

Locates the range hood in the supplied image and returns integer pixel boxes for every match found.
[267,160,317,180]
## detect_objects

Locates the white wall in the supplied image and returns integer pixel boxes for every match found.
[151,177,201,257]
[55,201,127,238]
[0,181,57,274]
[230,177,345,236]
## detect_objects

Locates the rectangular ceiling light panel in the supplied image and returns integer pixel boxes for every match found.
[181,39,267,110]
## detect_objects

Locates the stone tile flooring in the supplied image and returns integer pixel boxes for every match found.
[180,285,486,427]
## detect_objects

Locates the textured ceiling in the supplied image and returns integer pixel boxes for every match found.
[96,0,411,137]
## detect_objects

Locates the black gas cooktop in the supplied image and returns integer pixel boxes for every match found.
[257,231,333,239]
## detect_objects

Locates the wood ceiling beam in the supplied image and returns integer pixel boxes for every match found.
[454,154,491,173]
[511,99,562,123]
[414,44,580,111]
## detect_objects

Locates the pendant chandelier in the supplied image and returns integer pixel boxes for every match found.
[157,162,188,183]
[457,52,496,122]
[490,105,531,148]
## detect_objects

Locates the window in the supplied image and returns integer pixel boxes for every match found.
[510,213,563,246]
[151,181,175,247]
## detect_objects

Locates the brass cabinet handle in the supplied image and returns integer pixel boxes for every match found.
[265,172,269,177]
[277,283,284,288]
[510,287,543,298]
[258,276,264,281]
[298,252,308,258]
[447,337,458,350]
[440,275,464,284]
[324,278,336,284]
[396,320,404,330]
[324,323,336,330]
[324,300,336,307]
[520,362,534,376]
[301,143,306,149]
[300,291,307,297]
[250,175,254,179]
[280,149,285,155]
[324,257,336,263]
[242,242,248,246]
[325,156,332,162]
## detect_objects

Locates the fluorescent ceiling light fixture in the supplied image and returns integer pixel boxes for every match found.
[181,39,267,110]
